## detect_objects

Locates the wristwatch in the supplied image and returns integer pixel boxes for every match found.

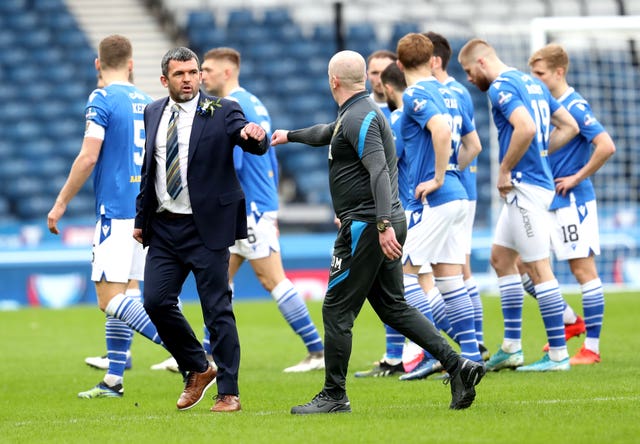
[376,220,392,233]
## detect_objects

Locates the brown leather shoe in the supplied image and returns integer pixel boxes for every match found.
[211,394,241,412]
[176,364,217,410]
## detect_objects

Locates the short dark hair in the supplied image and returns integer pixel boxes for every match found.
[367,49,397,64]
[380,62,406,91]
[161,47,199,77]
[423,32,452,70]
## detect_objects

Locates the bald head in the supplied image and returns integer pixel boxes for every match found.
[328,50,367,90]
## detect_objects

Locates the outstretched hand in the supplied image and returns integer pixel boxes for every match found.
[270,130,289,146]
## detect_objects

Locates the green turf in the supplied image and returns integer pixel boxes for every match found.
[1,292,639,443]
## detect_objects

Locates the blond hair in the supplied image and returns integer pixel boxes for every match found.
[529,43,569,72]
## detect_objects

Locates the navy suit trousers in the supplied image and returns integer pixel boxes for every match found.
[143,214,240,395]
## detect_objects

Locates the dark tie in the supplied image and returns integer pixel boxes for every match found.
[166,104,182,199]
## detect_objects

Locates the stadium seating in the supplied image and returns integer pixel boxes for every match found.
[0,1,95,222]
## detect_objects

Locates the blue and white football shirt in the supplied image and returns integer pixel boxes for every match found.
[401,77,468,210]
[488,69,561,190]
[228,87,278,214]
[85,82,152,219]
[445,76,478,201]
[389,108,414,210]
[549,87,605,209]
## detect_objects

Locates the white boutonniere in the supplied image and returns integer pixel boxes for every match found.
[196,97,222,117]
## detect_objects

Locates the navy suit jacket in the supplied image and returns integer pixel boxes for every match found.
[135,92,269,250]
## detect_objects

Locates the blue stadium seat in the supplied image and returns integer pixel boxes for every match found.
[263,8,292,26]
[238,59,255,78]
[0,29,17,48]
[280,150,327,172]
[239,78,270,99]
[188,27,226,52]
[0,195,10,213]
[33,0,66,11]
[187,10,216,30]
[231,26,273,46]
[270,114,296,132]
[19,139,57,160]
[2,102,29,122]
[15,196,54,221]
[0,46,28,66]
[6,11,38,31]
[45,118,84,142]
[269,25,303,43]
[48,64,76,83]
[273,77,315,95]
[52,83,88,101]
[66,46,96,64]
[55,140,84,159]
[41,11,77,30]
[260,59,298,80]
[286,40,323,59]
[28,47,64,67]
[21,29,50,49]
[5,177,45,199]
[390,22,420,46]
[55,30,89,48]
[0,0,26,13]
[11,121,44,142]
[313,23,336,42]
[227,9,256,29]
[347,23,376,42]
[286,95,327,115]
[64,194,96,218]
[346,41,381,58]
[0,159,38,183]
[295,169,330,205]
[244,41,283,61]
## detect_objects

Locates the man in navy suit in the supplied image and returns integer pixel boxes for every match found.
[134,47,268,413]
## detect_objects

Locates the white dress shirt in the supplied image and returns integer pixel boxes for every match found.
[154,93,199,214]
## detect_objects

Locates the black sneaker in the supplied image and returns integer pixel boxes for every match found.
[446,358,485,410]
[354,360,405,378]
[291,392,352,414]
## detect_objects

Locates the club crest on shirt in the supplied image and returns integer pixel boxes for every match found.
[497,91,512,105]
[412,98,427,112]
[584,113,597,126]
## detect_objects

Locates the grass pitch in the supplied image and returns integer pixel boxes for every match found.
[1,291,639,443]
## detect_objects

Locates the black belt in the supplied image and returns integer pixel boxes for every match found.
[158,211,191,220]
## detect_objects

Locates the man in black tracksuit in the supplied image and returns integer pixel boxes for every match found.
[271,50,484,414]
